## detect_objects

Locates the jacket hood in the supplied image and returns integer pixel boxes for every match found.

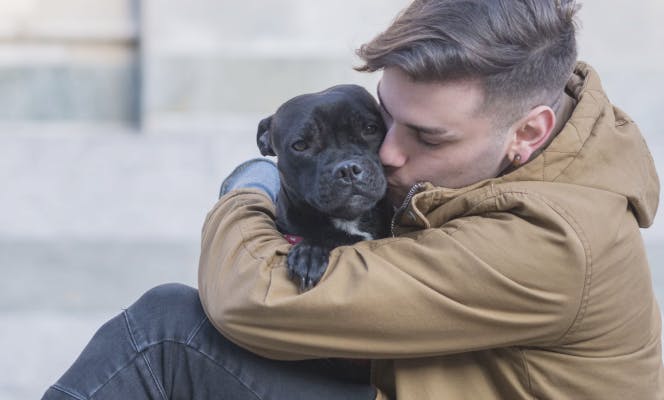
[499,62,660,228]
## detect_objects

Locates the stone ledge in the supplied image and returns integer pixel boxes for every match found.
[0,24,138,44]
[143,55,381,119]
[0,0,138,42]
[0,63,138,122]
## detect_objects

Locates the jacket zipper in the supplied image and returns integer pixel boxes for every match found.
[390,182,427,237]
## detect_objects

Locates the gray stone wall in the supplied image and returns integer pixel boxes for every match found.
[577,0,664,146]
[0,0,139,124]
[1,0,663,141]
[1,2,664,399]
[141,0,410,132]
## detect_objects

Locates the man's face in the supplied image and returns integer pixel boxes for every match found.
[377,67,513,207]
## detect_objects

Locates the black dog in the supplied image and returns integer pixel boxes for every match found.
[257,84,389,291]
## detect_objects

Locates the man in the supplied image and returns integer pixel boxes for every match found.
[44,0,662,399]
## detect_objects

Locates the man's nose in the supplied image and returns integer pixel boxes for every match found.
[379,127,407,168]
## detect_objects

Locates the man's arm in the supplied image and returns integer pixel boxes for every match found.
[198,189,586,360]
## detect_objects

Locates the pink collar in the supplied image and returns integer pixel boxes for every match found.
[283,234,303,245]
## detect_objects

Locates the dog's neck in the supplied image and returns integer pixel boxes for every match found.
[275,186,329,236]
[276,186,377,242]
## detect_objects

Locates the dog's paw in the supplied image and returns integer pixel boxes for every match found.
[286,242,330,292]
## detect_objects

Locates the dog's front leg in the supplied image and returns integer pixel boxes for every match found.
[286,241,332,292]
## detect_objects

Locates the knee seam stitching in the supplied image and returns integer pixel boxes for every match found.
[80,349,165,399]
[62,340,263,400]
[122,309,168,400]
[140,352,169,400]
[51,384,86,400]
[122,309,140,352]
[88,353,142,398]
[185,315,208,346]
[121,309,207,351]
[182,343,263,400]
[51,313,145,400]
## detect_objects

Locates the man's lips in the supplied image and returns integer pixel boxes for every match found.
[387,180,406,193]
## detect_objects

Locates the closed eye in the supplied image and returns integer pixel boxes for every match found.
[417,135,443,148]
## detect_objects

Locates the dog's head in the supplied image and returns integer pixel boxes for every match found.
[257,84,387,220]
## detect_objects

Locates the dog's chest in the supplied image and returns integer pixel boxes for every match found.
[331,218,374,241]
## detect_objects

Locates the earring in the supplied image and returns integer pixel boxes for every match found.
[512,154,522,167]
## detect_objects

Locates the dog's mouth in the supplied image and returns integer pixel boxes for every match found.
[347,192,379,208]
[324,195,380,220]
[312,180,386,220]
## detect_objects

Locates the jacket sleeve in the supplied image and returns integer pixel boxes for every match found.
[198,189,587,360]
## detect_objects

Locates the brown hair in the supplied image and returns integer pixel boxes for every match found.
[356,0,580,127]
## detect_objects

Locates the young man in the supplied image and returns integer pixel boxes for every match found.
[45,0,662,399]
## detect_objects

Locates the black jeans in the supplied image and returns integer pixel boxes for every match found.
[42,283,375,399]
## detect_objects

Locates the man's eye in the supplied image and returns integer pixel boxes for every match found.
[418,133,442,148]
[420,141,439,148]
[292,140,309,152]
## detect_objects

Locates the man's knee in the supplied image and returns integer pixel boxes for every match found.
[125,283,207,350]
[135,283,199,312]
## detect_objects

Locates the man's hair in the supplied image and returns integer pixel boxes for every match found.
[356,0,580,128]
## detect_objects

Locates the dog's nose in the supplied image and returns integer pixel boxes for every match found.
[334,161,364,182]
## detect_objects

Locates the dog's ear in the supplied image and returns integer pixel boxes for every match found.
[256,116,276,156]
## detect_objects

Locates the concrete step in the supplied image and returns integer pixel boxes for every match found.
[0,0,137,41]
[0,62,138,122]
[143,56,381,132]
[0,128,259,239]
[140,0,408,131]
[0,238,199,313]
[0,0,139,123]
[1,312,114,400]
[142,0,407,52]
[0,237,199,399]
[2,0,663,134]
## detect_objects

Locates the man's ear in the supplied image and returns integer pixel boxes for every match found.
[508,105,556,163]
[256,116,276,156]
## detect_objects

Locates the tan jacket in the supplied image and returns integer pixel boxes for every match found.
[199,63,663,399]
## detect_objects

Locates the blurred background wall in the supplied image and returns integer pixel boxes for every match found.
[0,0,139,124]
[0,0,662,398]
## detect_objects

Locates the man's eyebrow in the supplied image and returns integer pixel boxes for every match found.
[377,81,447,136]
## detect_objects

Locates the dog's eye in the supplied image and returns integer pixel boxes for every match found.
[292,140,309,152]
[363,123,379,136]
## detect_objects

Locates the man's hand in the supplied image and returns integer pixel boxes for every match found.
[219,158,280,202]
